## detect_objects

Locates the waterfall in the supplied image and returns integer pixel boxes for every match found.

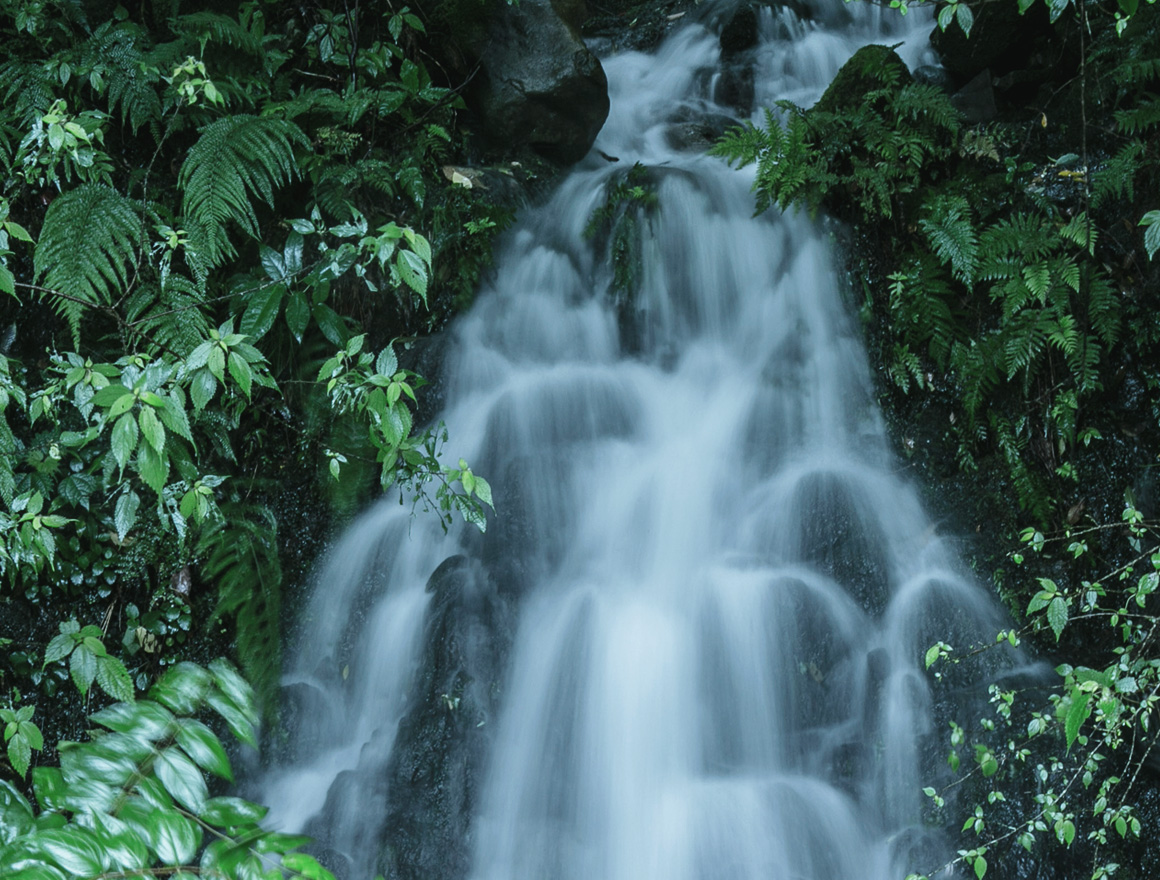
[260,3,1014,879]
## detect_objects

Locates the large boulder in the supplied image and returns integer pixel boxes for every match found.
[472,0,609,163]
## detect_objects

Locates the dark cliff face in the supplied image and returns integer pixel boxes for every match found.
[378,555,517,880]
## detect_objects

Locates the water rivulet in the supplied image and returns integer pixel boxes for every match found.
[261,4,1013,879]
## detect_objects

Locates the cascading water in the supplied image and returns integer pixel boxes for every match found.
[261,3,1015,879]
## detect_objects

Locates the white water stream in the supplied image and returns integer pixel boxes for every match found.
[262,3,1012,878]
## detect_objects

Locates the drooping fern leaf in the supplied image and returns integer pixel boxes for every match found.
[171,11,265,57]
[199,502,282,712]
[34,184,144,345]
[179,115,308,272]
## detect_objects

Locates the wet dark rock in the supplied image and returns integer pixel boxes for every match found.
[664,111,737,152]
[950,69,997,124]
[714,63,755,114]
[719,3,759,55]
[912,64,953,92]
[472,0,610,163]
[378,556,516,880]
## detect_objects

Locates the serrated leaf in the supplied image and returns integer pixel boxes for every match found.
[1065,689,1091,750]
[375,346,398,377]
[43,634,75,666]
[7,735,31,778]
[190,369,217,411]
[69,644,98,694]
[115,491,140,541]
[145,808,201,863]
[111,412,139,468]
[1047,596,1068,641]
[96,655,135,702]
[139,404,166,453]
[136,442,169,494]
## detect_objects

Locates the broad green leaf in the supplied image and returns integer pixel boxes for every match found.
[90,700,175,740]
[111,412,139,468]
[138,405,165,453]
[145,808,201,864]
[228,351,253,399]
[190,369,217,411]
[96,655,135,702]
[285,292,310,341]
[1046,596,1068,641]
[149,662,213,715]
[312,302,347,346]
[396,249,428,303]
[973,855,987,879]
[43,634,75,666]
[199,795,267,827]
[176,718,232,781]
[240,284,284,341]
[114,490,140,542]
[0,779,35,843]
[31,827,105,876]
[136,442,169,494]
[208,345,226,382]
[6,734,31,778]
[159,396,193,443]
[70,644,98,694]
[92,384,133,407]
[282,852,337,880]
[1065,689,1091,750]
[155,747,208,812]
[375,346,398,377]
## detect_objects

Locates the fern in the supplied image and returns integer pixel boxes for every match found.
[179,115,308,271]
[920,195,978,285]
[124,275,211,355]
[0,61,57,124]
[83,22,162,134]
[171,11,265,57]
[34,184,144,344]
[199,502,282,712]
[1091,140,1145,209]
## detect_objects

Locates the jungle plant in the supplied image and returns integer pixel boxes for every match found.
[911,504,1160,880]
[0,659,340,880]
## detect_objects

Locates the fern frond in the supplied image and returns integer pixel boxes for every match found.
[200,502,282,712]
[0,62,57,123]
[920,195,978,284]
[1114,96,1160,136]
[179,115,308,270]
[1092,140,1144,208]
[84,22,162,134]
[125,275,211,355]
[1085,270,1121,347]
[34,184,144,345]
[171,11,265,56]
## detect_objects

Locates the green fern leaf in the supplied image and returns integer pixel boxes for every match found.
[200,503,282,713]
[34,184,144,345]
[179,115,308,271]
[920,195,978,284]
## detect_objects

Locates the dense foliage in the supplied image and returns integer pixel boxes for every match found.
[718,0,1160,877]
[0,0,508,858]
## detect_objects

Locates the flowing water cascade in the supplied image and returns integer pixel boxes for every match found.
[261,3,1016,879]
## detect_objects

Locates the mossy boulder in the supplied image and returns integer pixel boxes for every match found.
[814,44,912,114]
